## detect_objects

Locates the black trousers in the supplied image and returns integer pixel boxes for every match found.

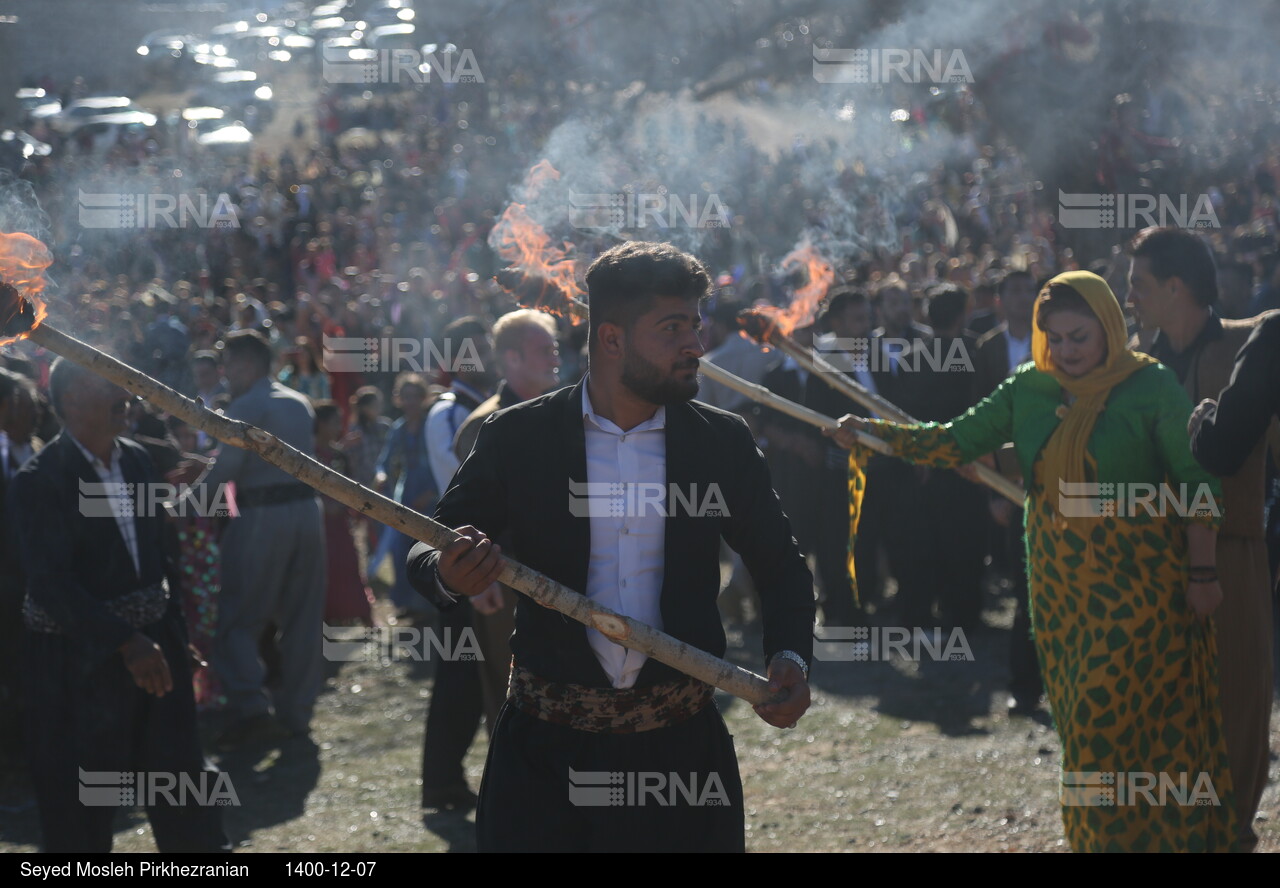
[421,600,483,797]
[477,701,744,852]
[912,470,987,630]
[1005,512,1044,702]
[23,617,228,853]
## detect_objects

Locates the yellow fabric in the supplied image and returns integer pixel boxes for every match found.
[845,443,872,608]
[1032,271,1158,533]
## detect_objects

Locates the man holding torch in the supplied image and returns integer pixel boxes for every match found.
[407,241,815,852]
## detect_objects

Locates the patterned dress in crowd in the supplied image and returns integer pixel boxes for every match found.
[862,362,1237,852]
[176,516,224,711]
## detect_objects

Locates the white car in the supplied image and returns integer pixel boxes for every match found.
[51,97,146,135]
[16,88,61,120]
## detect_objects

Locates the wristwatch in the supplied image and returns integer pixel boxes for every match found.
[770,649,810,680]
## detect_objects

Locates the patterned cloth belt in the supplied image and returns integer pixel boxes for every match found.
[24,581,169,635]
[507,665,714,733]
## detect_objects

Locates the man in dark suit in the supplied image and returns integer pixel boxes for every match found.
[1128,226,1275,851]
[10,359,227,852]
[901,284,986,629]
[971,269,1043,715]
[408,241,814,852]
[804,287,882,623]
[865,280,933,624]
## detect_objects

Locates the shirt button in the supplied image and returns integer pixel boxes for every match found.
[621,526,629,535]
[620,434,627,442]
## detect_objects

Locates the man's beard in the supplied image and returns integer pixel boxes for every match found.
[620,349,699,405]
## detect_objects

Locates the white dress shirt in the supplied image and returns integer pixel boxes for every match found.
[581,382,667,689]
[1006,330,1032,374]
[69,434,140,576]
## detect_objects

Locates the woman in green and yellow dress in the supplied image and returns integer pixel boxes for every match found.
[829,271,1237,852]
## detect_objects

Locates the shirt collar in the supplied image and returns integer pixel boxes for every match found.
[581,376,666,435]
[68,432,122,471]
[1150,309,1223,377]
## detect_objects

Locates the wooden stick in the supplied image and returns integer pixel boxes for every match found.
[748,326,1025,505]
[697,359,894,456]
[767,332,913,423]
[24,320,780,706]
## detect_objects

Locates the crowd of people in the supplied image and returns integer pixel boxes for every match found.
[1,5,1278,853]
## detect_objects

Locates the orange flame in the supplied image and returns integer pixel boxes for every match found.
[755,244,834,338]
[0,232,51,347]
[490,161,586,321]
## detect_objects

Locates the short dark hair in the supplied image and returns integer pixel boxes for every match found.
[1127,227,1218,307]
[1035,282,1098,331]
[824,286,868,320]
[442,315,489,344]
[585,241,710,352]
[996,269,1034,297]
[48,357,94,418]
[312,400,340,428]
[221,329,273,374]
[926,283,969,331]
[707,295,744,330]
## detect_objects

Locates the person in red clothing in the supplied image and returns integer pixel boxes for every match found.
[314,401,376,626]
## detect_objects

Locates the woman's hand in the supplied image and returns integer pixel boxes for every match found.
[824,414,870,449]
[1186,579,1223,621]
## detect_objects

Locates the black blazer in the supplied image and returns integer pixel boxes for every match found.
[409,378,815,688]
[973,323,1013,402]
[9,432,174,661]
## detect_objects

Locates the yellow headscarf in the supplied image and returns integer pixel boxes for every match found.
[1033,270,1158,524]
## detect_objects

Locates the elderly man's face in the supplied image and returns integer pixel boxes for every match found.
[65,374,131,438]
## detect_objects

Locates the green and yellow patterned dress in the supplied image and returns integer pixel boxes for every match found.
[865,361,1237,852]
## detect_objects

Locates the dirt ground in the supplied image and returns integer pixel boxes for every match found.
[0,571,1276,854]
